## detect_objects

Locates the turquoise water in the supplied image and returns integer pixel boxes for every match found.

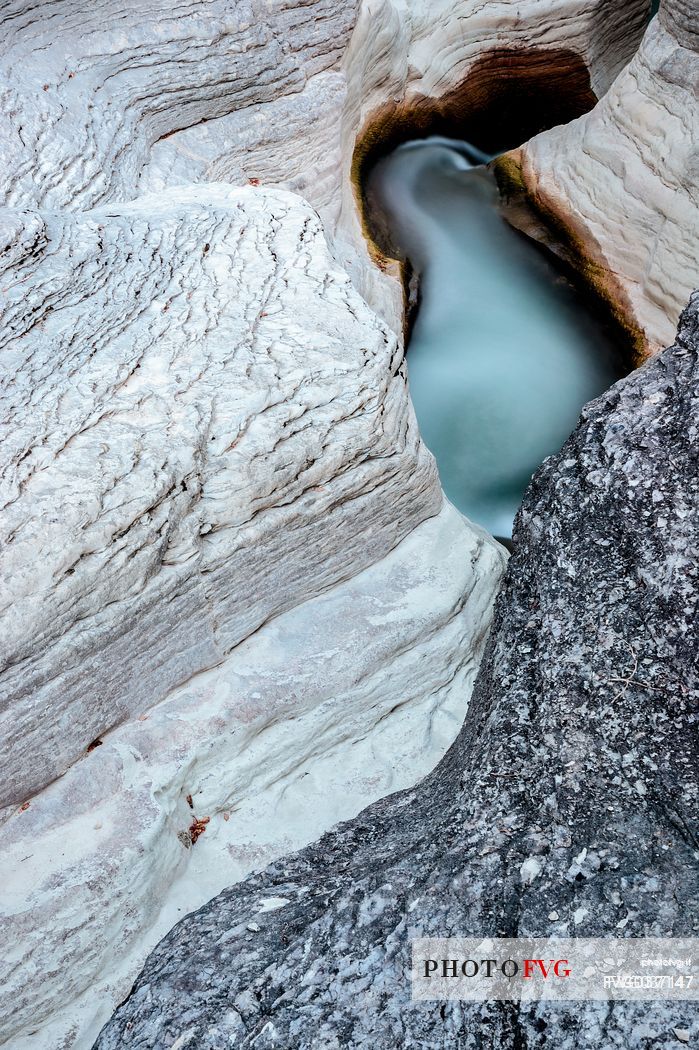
[367,139,622,538]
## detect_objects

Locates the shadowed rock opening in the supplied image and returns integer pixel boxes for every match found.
[353,46,642,359]
[352,47,598,205]
[353,48,636,538]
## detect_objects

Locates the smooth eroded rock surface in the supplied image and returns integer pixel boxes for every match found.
[523,0,699,353]
[4,502,505,1050]
[97,296,699,1049]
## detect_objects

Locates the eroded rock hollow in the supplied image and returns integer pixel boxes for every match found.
[1,0,697,1047]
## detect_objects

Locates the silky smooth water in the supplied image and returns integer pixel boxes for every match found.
[367,138,622,538]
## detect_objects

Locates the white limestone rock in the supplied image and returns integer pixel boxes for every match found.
[3,502,505,1050]
[0,0,359,212]
[0,184,443,810]
[522,3,699,352]
[140,70,347,231]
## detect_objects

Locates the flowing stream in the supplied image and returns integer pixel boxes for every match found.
[367,138,623,538]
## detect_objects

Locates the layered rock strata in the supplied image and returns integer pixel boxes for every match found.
[98,296,699,1049]
[521,0,699,354]
[0,185,440,810]
[4,502,504,1049]
[0,0,359,212]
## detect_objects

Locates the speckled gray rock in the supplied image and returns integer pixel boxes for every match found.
[96,295,699,1049]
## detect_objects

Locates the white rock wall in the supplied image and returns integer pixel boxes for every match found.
[140,71,347,231]
[5,502,504,1050]
[523,3,699,352]
[0,0,359,212]
[0,185,440,809]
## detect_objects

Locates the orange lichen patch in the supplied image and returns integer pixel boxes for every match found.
[189,815,210,844]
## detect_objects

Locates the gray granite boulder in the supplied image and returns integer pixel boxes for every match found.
[95,297,699,1048]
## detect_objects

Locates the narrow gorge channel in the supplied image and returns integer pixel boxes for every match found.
[366,139,626,538]
[5,1,697,1046]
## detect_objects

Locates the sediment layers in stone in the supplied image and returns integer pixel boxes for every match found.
[4,503,504,1050]
[522,3,699,354]
[0,185,441,810]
